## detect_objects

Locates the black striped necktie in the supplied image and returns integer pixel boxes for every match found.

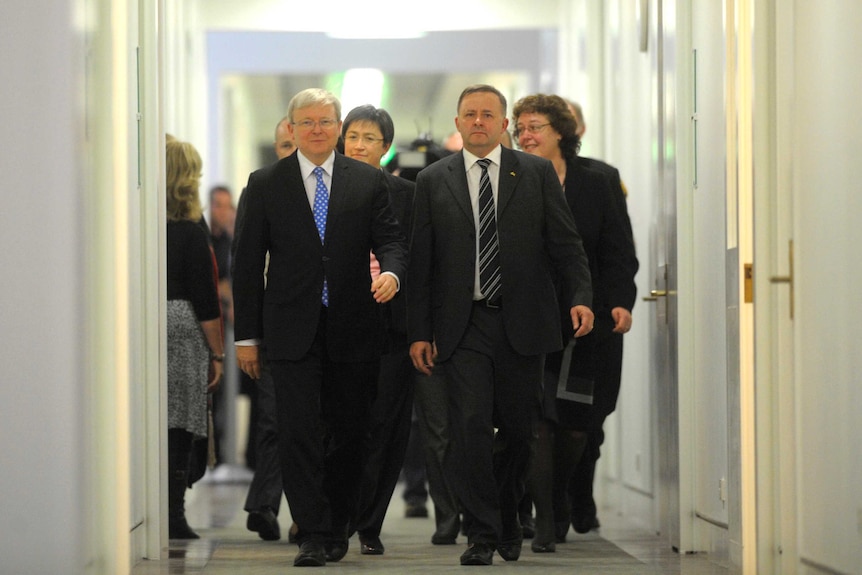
[476,158,501,305]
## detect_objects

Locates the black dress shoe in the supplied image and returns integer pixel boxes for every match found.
[460,542,494,565]
[359,536,384,555]
[531,539,556,553]
[497,539,522,561]
[325,538,349,562]
[294,541,326,567]
[168,517,200,540]
[572,513,600,534]
[247,508,280,541]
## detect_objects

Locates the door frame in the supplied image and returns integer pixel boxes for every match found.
[752,0,797,572]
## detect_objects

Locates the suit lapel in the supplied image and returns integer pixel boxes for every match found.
[443,153,474,225]
[326,153,349,236]
[497,147,521,215]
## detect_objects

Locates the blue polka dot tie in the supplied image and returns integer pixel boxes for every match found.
[312,166,330,306]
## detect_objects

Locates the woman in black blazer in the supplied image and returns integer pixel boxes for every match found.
[512,94,639,552]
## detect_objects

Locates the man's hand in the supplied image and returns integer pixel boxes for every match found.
[371,273,398,303]
[410,341,436,375]
[236,344,261,380]
[570,305,595,338]
[611,307,633,333]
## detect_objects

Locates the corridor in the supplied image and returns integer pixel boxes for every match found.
[131,476,731,574]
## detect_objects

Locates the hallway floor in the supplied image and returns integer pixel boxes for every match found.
[131,470,732,574]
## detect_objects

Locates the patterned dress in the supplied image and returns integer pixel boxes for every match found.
[166,220,221,438]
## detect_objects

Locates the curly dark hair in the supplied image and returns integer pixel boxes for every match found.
[512,94,581,159]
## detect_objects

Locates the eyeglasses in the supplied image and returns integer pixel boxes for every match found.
[292,118,338,131]
[513,123,551,138]
[344,134,384,145]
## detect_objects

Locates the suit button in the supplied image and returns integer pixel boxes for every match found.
[322,256,330,262]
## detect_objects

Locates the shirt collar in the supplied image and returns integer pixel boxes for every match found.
[297,150,336,179]
[462,144,503,172]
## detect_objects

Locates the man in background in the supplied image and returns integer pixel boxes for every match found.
[207,185,235,465]
[238,116,297,543]
[564,98,635,535]
[273,115,297,159]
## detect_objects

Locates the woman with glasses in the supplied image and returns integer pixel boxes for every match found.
[511,94,638,552]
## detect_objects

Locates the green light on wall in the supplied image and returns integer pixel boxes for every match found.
[324,70,389,119]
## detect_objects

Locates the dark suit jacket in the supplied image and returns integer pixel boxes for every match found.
[407,146,592,362]
[379,172,415,338]
[232,152,408,362]
[575,155,633,244]
[562,159,638,338]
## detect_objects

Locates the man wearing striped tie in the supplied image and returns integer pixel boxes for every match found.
[407,84,594,567]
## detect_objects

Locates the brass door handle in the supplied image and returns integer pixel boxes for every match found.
[643,289,675,302]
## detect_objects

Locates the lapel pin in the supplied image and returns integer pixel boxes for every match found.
[510,171,516,176]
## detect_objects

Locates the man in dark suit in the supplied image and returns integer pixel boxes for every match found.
[232,88,408,568]
[339,104,417,556]
[407,84,594,566]
[567,99,633,243]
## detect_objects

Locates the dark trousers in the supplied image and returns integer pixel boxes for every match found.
[414,368,461,539]
[401,410,428,507]
[244,355,283,514]
[270,311,378,542]
[354,337,415,539]
[444,303,543,546]
[569,429,603,517]
[568,332,624,517]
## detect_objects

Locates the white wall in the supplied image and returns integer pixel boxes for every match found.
[1,0,158,572]
[0,1,87,572]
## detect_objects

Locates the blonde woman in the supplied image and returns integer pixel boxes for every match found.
[165,139,224,539]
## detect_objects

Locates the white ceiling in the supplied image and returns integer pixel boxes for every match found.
[198,0,563,33]
[195,0,565,185]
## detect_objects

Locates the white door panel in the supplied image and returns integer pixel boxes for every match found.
[792,2,862,573]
